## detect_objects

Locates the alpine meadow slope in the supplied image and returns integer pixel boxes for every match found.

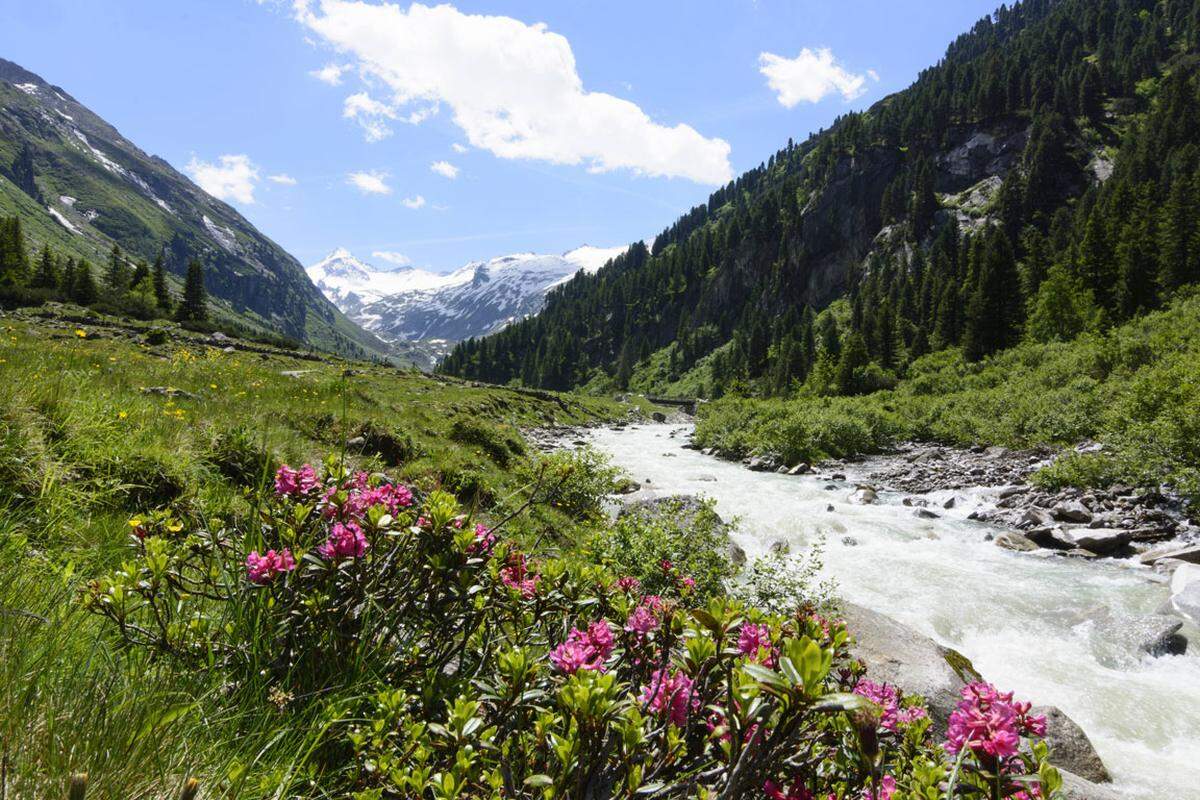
[0,57,385,358]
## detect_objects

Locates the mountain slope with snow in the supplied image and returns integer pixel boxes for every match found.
[308,245,625,367]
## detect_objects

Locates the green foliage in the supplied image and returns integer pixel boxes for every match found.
[697,290,1200,503]
[588,496,734,599]
[519,446,619,522]
[448,416,525,468]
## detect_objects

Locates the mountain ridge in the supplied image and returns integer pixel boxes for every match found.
[0,57,385,358]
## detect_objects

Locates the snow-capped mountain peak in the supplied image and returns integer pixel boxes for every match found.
[307,245,625,368]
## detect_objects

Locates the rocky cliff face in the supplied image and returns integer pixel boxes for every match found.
[0,58,384,358]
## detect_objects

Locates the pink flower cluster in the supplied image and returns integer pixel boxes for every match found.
[853,679,927,732]
[468,523,496,555]
[861,775,897,800]
[625,595,665,640]
[641,668,698,727]
[549,621,614,673]
[326,471,414,521]
[945,682,1046,760]
[274,464,319,497]
[246,548,296,584]
[500,553,540,598]
[738,622,777,666]
[616,576,640,593]
[318,521,370,561]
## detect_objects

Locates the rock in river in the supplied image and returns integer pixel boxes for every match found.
[839,602,979,730]
[1034,706,1111,784]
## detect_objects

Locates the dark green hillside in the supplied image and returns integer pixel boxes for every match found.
[0,58,385,358]
[441,0,1200,397]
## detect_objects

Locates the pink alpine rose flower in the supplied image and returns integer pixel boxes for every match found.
[640,668,699,727]
[945,682,1037,760]
[861,775,896,800]
[246,548,296,584]
[500,553,540,598]
[318,521,370,561]
[763,778,814,800]
[549,621,614,674]
[274,464,319,497]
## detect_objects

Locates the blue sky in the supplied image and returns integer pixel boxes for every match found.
[1,0,1001,271]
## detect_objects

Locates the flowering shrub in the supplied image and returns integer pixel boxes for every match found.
[85,459,1064,799]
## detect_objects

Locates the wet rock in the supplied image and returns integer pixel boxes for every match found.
[994,531,1039,552]
[1065,548,1101,559]
[1086,608,1187,658]
[826,504,836,512]
[1052,501,1093,524]
[1059,770,1121,800]
[746,455,781,472]
[726,542,747,566]
[913,508,940,519]
[839,602,980,731]
[842,536,859,547]
[1139,544,1200,567]
[787,462,811,475]
[849,486,879,505]
[1169,563,1200,625]
[1019,508,1053,528]
[1068,528,1132,556]
[1034,706,1111,784]
[696,474,717,483]
[831,472,847,481]
[651,411,667,423]
[942,495,958,510]
[769,540,790,555]
[1025,526,1074,550]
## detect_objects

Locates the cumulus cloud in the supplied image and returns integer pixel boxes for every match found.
[186,154,260,204]
[401,195,426,209]
[268,173,298,185]
[343,91,397,141]
[758,48,874,106]
[293,1,732,185]
[347,170,392,195]
[430,160,459,179]
[451,143,469,154]
[372,250,412,266]
[311,62,350,85]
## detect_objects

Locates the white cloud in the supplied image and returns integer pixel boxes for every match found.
[758,48,871,106]
[451,143,469,154]
[430,160,459,179]
[401,195,426,209]
[343,91,397,141]
[268,173,298,185]
[311,62,349,85]
[294,1,732,185]
[372,250,412,266]
[347,170,392,195]
[186,154,260,204]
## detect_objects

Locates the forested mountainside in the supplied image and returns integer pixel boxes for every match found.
[0,58,384,358]
[441,0,1200,396]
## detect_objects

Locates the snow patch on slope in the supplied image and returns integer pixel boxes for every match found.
[48,207,80,234]
[203,215,239,253]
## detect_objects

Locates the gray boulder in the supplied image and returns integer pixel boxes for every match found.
[1053,501,1093,524]
[1140,544,1200,567]
[1035,706,1111,784]
[913,508,940,519]
[839,602,979,730]
[1026,526,1075,550]
[1059,770,1122,800]
[1069,528,1132,556]
[994,531,1040,552]
[1170,563,1200,625]
[849,486,879,505]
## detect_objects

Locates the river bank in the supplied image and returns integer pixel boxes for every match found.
[548,422,1200,799]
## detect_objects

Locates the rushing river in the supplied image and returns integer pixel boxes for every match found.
[585,424,1200,799]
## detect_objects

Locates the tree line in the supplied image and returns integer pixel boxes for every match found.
[0,218,209,324]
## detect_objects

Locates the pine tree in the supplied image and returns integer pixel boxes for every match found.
[105,245,128,293]
[835,332,870,395]
[177,258,208,322]
[1115,197,1158,319]
[963,229,1023,361]
[59,257,77,295]
[30,244,58,289]
[0,217,29,286]
[909,159,938,238]
[1079,63,1103,121]
[130,259,150,288]
[72,261,98,305]
[152,250,172,310]
[1157,175,1197,293]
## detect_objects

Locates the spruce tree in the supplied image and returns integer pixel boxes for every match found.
[963,229,1023,361]
[177,258,208,322]
[30,244,58,289]
[1026,261,1100,342]
[72,261,98,305]
[1115,198,1158,319]
[1157,175,1197,293]
[105,245,128,293]
[152,250,172,310]
[0,217,29,286]
[59,257,77,296]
